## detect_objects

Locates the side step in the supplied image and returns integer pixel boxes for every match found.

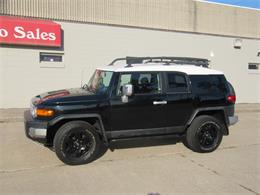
[108,134,183,151]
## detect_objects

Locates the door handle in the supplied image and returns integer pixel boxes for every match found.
[153,100,167,105]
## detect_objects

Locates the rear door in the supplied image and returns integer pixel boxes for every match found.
[164,72,193,132]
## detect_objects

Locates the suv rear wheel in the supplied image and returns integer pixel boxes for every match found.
[54,121,101,165]
[185,115,224,153]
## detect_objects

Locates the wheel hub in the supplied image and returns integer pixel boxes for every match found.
[198,122,219,149]
[62,130,94,158]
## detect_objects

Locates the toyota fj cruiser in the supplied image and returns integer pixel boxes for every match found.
[24,57,238,165]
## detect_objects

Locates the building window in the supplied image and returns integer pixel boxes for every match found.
[40,52,63,62]
[248,63,259,70]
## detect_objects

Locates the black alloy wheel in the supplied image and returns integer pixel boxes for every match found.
[197,122,219,150]
[62,129,95,159]
[54,121,101,165]
[184,115,224,153]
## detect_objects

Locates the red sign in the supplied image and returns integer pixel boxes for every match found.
[0,16,61,47]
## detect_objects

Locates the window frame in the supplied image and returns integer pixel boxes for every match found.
[39,52,64,62]
[116,71,164,96]
[164,71,191,94]
[248,63,260,72]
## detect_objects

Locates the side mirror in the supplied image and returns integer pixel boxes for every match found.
[121,84,133,103]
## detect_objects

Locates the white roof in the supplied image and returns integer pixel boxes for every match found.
[97,63,224,75]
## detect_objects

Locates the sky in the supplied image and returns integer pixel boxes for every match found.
[206,0,260,9]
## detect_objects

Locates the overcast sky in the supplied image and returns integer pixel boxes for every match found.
[207,0,260,9]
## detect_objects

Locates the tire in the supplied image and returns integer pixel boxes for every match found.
[184,115,224,153]
[54,121,102,165]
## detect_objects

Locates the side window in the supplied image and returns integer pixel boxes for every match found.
[189,75,228,95]
[167,73,188,93]
[117,72,161,95]
[117,74,132,95]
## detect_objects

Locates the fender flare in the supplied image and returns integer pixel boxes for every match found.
[187,107,229,134]
[48,114,108,145]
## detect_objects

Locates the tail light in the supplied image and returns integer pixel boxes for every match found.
[227,95,236,104]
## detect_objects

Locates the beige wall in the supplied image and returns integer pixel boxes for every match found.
[0,21,259,108]
[0,0,259,39]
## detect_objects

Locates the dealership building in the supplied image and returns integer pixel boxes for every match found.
[0,0,259,108]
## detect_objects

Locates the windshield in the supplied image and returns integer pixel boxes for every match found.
[86,70,113,94]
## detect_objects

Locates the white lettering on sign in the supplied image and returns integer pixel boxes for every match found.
[14,26,25,38]
[0,28,8,37]
[49,33,56,40]
[13,26,56,40]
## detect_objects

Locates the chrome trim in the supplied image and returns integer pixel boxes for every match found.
[29,128,47,138]
[229,115,238,126]
[153,101,167,105]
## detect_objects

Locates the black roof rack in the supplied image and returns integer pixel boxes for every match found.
[108,56,209,67]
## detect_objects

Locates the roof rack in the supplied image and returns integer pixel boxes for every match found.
[108,56,209,67]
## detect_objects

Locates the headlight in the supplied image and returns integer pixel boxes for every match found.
[30,103,54,118]
[30,103,37,118]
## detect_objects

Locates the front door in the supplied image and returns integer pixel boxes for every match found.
[109,72,167,133]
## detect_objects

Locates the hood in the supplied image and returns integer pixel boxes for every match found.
[32,88,94,105]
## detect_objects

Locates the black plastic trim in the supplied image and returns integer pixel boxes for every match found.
[187,106,233,135]
[107,126,185,139]
[49,113,108,145]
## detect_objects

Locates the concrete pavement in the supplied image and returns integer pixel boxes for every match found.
[0,107,259,194]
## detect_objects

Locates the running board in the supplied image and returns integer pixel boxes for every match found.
[108,134,183,151]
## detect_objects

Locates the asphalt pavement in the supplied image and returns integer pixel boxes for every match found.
[0,104,259,195]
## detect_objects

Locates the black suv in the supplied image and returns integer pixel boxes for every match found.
[24,57,238,165]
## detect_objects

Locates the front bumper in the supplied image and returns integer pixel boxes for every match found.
[228,115,238,126]
[24,110,48,143]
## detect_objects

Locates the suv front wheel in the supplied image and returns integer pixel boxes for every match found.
[185,115,224,153]
[54,121,101,165]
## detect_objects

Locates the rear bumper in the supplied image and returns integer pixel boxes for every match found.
[24,110,48,143]
[228,115,238,126]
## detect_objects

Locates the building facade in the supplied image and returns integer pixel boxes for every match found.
[0,0,260,108]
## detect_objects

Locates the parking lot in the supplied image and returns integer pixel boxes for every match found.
[0,105,260,195]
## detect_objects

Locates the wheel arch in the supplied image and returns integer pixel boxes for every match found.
[187,107,229,135]
[46,114,108,146]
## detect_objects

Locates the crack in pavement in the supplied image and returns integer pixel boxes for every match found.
[238,184,260,195]
[219,143,260,151]
[178,153,260,195]
[0,164,65,174]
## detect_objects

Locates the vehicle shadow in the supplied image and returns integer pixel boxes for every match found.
[94,136,183,162]
[46,136,183,163]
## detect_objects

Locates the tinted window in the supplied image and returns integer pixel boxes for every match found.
[167,73,188,93]
[118,72,161,95]
[190,75,228,95]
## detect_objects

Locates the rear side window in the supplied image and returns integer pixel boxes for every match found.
[189,75,228,95]
[167,73,188,93]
